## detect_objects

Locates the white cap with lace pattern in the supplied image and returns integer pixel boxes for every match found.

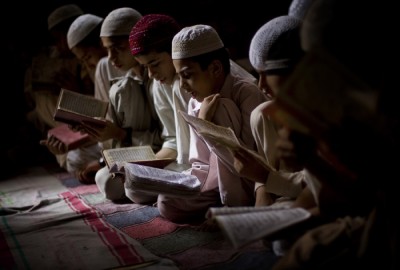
[172,24,224,59]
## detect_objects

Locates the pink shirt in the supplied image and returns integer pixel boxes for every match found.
[188,74,267,206]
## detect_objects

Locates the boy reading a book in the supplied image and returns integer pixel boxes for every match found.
[63,13,112,183]
[129,14,192,172]
[62,11,127,183]
[26,4,94,138]
[33,5,94,170]
[40,13,109,184]
[85,8,163,201]
[231,15,319,211]
[154,24,267,223]
[270,0,400,268]
[229,14,322,256]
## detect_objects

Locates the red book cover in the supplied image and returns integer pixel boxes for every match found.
[47,124,96,151]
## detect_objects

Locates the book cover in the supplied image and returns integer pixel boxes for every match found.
[47,124,96,151]
[53,88,108,127]
[102,145,175,170]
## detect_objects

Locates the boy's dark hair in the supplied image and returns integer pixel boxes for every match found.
[103,35,130,45]
[190,48,231,73]
[76,24,103,48]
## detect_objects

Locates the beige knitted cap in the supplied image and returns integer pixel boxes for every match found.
[67,14,103,49]
[172,24,224,59]
[48,4,84,30]
[100,7,142,37]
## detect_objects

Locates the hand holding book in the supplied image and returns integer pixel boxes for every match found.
[80,118,123,143]
[40,134,68,155]
[53,88,108,128]
[232,147,273,183]
[40,123,96,153]
[102,145,175,170]
[179,110,276,174]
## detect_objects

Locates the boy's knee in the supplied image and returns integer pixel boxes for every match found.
[125,188,157,204]
[95,167,125,201]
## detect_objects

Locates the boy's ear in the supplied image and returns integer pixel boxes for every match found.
[209,59,223,77]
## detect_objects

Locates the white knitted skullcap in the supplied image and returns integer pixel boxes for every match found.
[100,7,142,37]
[172,24,224,59]
[48,4,84,30]
[249,15,302,72]
[67,14,103,49]
[288,0,314,19]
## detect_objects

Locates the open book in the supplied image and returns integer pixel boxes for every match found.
[102,145,175,170]
[110,162,201,198]
[53,88,108,127]
[47,124,96,151]
[179,111,276,173]
[207,205,311,249]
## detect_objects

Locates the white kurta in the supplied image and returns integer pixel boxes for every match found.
[250,101,306,199]
[152,74,191,165]
[66,58,125,174]
[94,57,125,120]
[157,73,267,222]
[94,57,126,150]
[108,69,161,151]
[95,69,163,202]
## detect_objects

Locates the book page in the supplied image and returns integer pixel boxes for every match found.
[206,204,290,218]
[102,145,156,168]
[123,163,201,197]
[58,88,108,118]
[128,159,175,169]
[179,110,275,172]
[214,207,311,249]
[179,111,240,147]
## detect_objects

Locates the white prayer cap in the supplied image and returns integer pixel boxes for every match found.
[288,0,314,20]
[172,24,224,59]
[67,14,103,49]
[249,15,303,73]
[100,7,142,37]
[48,4,84,30]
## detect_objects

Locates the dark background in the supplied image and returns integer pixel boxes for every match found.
[14,0,292,61]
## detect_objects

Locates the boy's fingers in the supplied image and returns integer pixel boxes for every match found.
[39,140,47,145]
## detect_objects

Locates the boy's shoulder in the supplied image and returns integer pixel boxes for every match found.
[228,74,266,101]
[230,73,260,90]
[230,59,257,84]
[109,70,144,98]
